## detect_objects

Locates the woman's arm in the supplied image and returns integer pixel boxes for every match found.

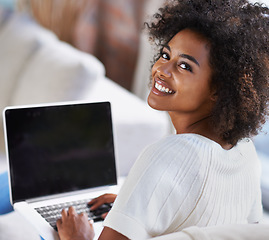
[98,227,129,240]
[57,193,129,240]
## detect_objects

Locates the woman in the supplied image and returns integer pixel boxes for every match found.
[57,0,269,239]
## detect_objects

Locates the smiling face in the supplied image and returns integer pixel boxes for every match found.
[148,29,215,120]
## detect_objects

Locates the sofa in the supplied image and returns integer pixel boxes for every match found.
[253,121,269,211]
[0,8,171,239]
[0,7,171,177]
[1,6,269,240]
[149,224,269,240]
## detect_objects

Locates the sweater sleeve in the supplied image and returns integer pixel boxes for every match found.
[247,151,263,223]
[247,188,263,223]
[103,135,211,239]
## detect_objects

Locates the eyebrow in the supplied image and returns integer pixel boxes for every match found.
[163,45,200,67]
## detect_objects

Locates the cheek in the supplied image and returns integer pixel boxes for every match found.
[178,77,212,102]
[151,63,158,76]
[150,64,158,86]
[152,58,162,75]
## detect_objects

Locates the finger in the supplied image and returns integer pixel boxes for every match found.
[80,212,89,221]
[61,208,68,220]
[89,194,116,210]
[88,198,98,205]
[56,218,62,228]
[88,219,94,231]
[89,198,106,210]
[103,193,117,204]
[88,199,98,209]
[88,220,95,239]
[101,212,108,219]
[68,206,77,216]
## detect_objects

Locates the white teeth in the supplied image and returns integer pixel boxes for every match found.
[155,82,173,94]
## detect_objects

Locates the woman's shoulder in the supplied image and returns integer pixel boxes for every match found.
[144,133,218,156]
[132,134,215,174]
[136,134,258,170]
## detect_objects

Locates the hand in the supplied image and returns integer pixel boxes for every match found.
[57,207,95,240]
[88,193,117,219]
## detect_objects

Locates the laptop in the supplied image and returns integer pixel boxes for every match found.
[3,101,118,240]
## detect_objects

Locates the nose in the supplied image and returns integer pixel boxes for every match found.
[156,61,173,79]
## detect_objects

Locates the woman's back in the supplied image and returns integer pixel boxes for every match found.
[104,134,262,238]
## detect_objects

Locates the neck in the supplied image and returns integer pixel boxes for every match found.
[168,111,211,134]
[168,112,233,150]
[187,115,212,132]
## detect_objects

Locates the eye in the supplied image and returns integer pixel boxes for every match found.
[160,49,170,60]
[179,62,193,72]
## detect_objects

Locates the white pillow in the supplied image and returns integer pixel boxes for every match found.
[10,39,104,105]
[0,12,57,112]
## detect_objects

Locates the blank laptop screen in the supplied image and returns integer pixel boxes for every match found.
[4,102,117,203]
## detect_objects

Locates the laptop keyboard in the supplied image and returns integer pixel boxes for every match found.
[35,199,113,230]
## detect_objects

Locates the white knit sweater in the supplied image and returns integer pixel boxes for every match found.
[104,134,262,239]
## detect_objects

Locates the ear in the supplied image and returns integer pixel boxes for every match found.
[209,87,218,102]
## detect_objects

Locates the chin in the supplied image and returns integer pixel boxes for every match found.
[147,94,157,110]
[147,94,167,111]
